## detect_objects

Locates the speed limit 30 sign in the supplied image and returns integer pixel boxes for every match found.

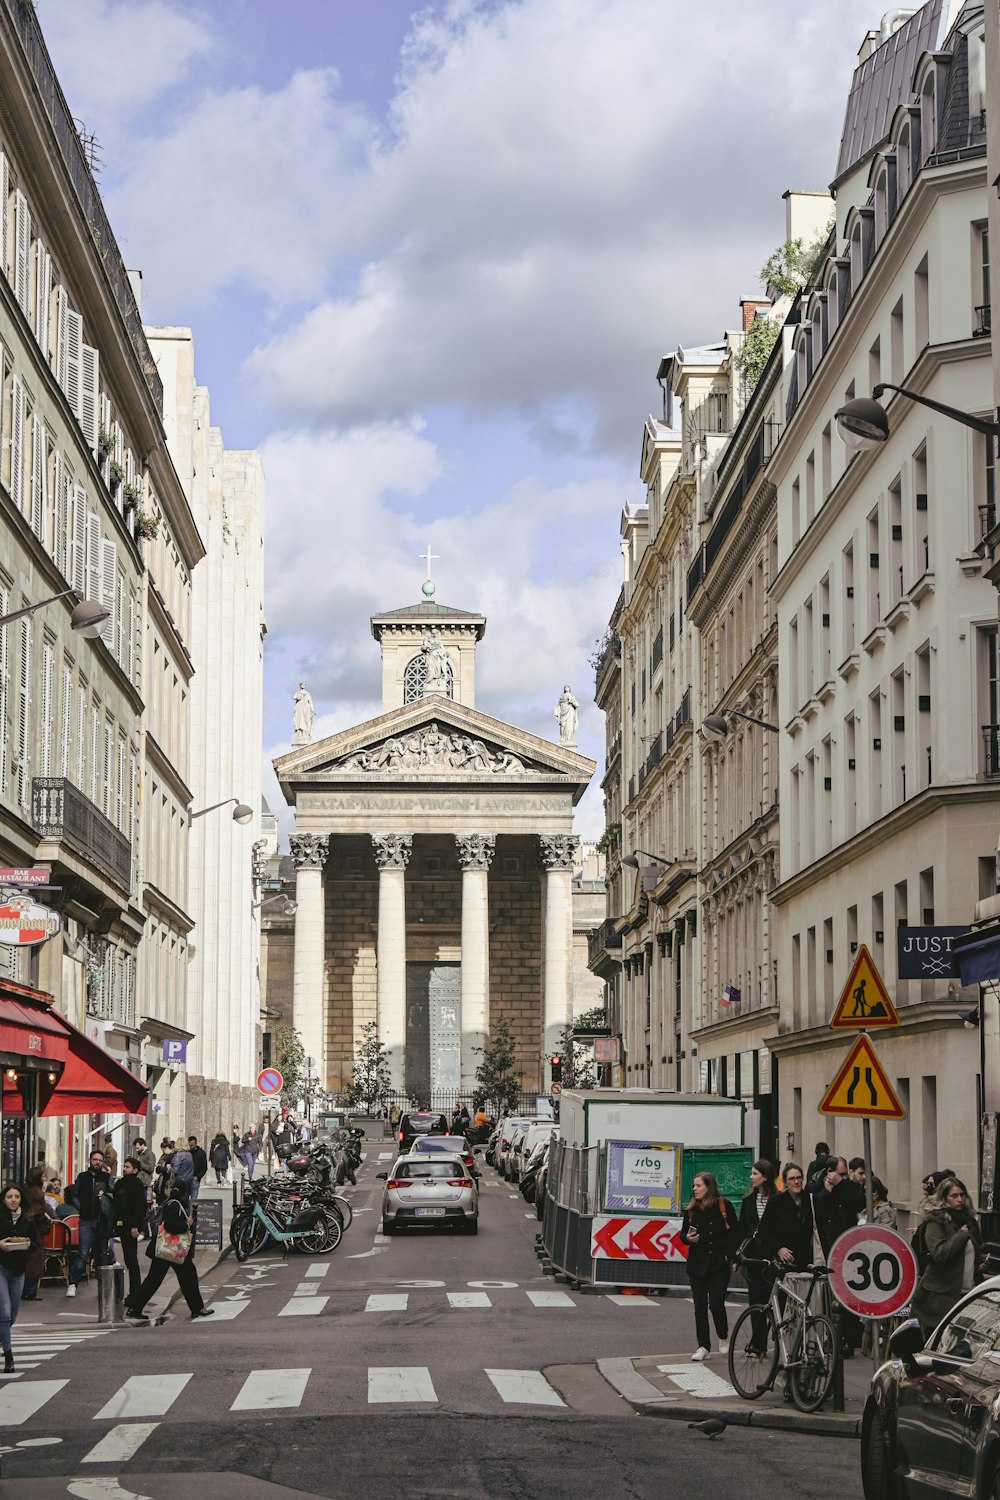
[828,1225,919,1318]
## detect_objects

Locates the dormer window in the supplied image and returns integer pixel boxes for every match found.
[810,296,826,368]
[873,168,889,245]
[920,71,937,159]
[896,123,911,199]
[849,221,864,289]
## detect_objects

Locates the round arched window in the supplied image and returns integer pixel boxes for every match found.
[404,654,454,703]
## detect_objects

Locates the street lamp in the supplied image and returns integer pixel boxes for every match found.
[701,708,780,743]
[621,850,674,870]
[253,895,297,916]
[836,382,1000,454]
[0,589,110,638]
[189,797,254,825]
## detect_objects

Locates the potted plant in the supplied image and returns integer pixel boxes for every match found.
[97,427,111,463]
[122,480,141,513]
[108,459,125,496]
[133,510,159,541]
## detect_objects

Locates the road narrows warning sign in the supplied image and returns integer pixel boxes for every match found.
[819,1034,905,1119]
[830,945,900,1029]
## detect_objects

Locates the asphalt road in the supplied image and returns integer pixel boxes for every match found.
[1,1146,865,1498]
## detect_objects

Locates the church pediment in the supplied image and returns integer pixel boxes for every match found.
[274,697,594,799]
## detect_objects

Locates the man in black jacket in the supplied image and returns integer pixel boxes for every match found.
[187,1137,208,1201]
[807,1155,866,1354]
[113,1157,148,1308]
[65,1150,115,1296]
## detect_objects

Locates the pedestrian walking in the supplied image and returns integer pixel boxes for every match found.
[64,1150,115,1297]
[20,1165,49,1302]
[736,1159,777,1340]
[153,1140,175,1206]
[186,1137,208,1201]
[859,1176,898,1229]
[680,1171,739,1361]
[910,1176,983,1338]
[133,1139,156,1190]
[209,1131,231,1186]
[170,1141,195,1199]
[125,1184,215,1323]
[807,1155,866,1356]
[102,1134,118,1177]
[241,1126,261,1180]
[756,1162,815,1272]
[0,1183,42,1372]
[805,1141,831,1185]
[113,1157,148,1308]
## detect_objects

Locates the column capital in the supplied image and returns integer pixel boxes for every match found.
[289,833,330,870]
[538,833,578,872]
[371,833,413,870]
[455,833,495,871]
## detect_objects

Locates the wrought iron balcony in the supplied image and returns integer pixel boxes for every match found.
[974,304,991,338]
[979,504,997,539]
[32,778,132,893]
[588,917,623,971]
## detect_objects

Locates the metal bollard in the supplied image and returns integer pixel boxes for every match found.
[97,1264,125,1324]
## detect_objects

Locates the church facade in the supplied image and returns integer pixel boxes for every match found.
[272,599,595,1101]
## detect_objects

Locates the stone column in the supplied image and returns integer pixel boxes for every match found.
[539,834,578,1064]
[372,833,412,1093]
[289,834,330,1087]
[456,834,495,1092]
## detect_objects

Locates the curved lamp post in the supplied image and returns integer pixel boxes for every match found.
[621,850,674,870]
[0,589,110,639]
[189,797,254,826]
[253,895,297,916]
[701,708,779,743]
[835,383,1000,454]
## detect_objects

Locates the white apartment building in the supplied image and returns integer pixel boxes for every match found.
[0,1,196,1173]
[770,3,995,1201]
[148,328,265,1141]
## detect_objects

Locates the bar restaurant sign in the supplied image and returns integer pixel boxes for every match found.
[896,926,970,979]
[0,889,60,946]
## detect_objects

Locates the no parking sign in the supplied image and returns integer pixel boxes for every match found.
[828,1225,918,1318]
[257,1067,283,1097]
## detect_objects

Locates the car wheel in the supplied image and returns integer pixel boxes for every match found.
[465,1218,479,1236]
[861,1404,897,1500]
[381,1218,394,1236]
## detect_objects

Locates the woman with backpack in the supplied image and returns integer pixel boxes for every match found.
[680,1171,740,1362]
[910,1176,983,1338]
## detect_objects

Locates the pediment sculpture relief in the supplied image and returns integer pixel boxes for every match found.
[338,722,530,774]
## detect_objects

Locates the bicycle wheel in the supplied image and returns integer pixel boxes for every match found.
[790,1314,838,1412]
[235,1215,270,1261]
[727,1304,779,1399]
[330,1195,352,1230]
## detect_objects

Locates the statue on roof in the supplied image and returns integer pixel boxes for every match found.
[292,682,315,746]
[555,684,578,745]
[421,629,450,694]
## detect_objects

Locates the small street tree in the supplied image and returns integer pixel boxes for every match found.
[474,1018,522,1116]
[346,1021,392,1114]
[557,1025,597,1090]
[271,1023,317,1111]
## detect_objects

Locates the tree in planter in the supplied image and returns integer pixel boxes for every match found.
[346,1021,392,1114]
[271,1022,319,1112]
[556,1025,597,1090]
[474,1018,523,1116]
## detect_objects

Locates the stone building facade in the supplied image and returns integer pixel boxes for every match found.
[271,597,594,1102]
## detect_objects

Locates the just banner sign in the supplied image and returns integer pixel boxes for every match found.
[590,1215,688,1261]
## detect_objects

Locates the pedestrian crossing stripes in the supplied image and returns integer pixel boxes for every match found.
[253,1287,664,1317]
[0,1363,573,1440]
[0,1326,115,1376]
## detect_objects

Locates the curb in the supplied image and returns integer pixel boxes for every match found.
[596,1358,861,1439]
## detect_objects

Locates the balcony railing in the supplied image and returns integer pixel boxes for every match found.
[651,628,663,671]
[587,918,622,968]
[0,0,162,411]
[32,778,132,893]
[979,504,997,539]
[984,726,1000,780]
[974,304,991,338]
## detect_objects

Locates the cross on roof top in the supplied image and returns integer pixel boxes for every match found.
[419,543,439,599]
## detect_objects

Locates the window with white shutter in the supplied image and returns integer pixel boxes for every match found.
[12,189,30,316]
[9,377,24,512]
[53,454,67,576]
[127,590,136,683]
[71,485,86,596]
[58,300,82,418]
[0,583,8,794]
[16,618,30,808]
[76,680,86,789]
[103,719,112,818]
[34,244,51,361]
[60,661,71,777]
[90,700,99,805]
[0,154,9,284]
[40,640,53,777]
[29,413,46,541]
[80,344,99,451]
[115,573,125,666]
[86,511,100,603]
[128,748,135,842]
[99,538,115,649]
[117,734,126,832]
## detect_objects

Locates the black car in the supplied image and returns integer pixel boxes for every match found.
[863,1281,1000,1500]
[396,1111,449,1155]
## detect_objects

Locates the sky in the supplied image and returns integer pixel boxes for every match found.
[37,0,879,839]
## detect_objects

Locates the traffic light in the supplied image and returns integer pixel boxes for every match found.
[550,1054,562,1083]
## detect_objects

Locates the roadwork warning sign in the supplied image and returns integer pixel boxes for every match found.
[830,945,900,1030]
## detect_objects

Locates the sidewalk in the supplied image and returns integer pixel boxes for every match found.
[26,1181,238,1329]
[598,1346,874,1437]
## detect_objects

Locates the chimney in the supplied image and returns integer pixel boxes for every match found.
[740,298,771,332]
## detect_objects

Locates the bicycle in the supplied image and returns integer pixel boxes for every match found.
[233,1190,342,1261]
[727,1258,839,1413]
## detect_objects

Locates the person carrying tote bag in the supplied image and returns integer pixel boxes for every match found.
[124,1185,214,1324]
[680,1170,740,1362]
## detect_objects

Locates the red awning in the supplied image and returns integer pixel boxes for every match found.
[0,980,148,1117]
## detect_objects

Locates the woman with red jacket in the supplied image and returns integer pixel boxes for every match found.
[680,1171,740,1362]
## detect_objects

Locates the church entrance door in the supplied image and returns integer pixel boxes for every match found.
[405,962,461,1106]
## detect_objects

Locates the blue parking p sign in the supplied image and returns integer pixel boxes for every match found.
[162,1038,188,1064]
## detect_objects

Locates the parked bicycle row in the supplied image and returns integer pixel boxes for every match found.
[230,1137,361,1261]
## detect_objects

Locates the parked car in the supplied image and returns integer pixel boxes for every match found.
[510,1122,553,1186]
[496,1117,533,1179]
[519,1137,550,1202]
[534,1147,550,1220]
[409,1134,480,1176]
[396,1111,449,1155]
[862,1282,1000,1500]
[376,1155,479,1235]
